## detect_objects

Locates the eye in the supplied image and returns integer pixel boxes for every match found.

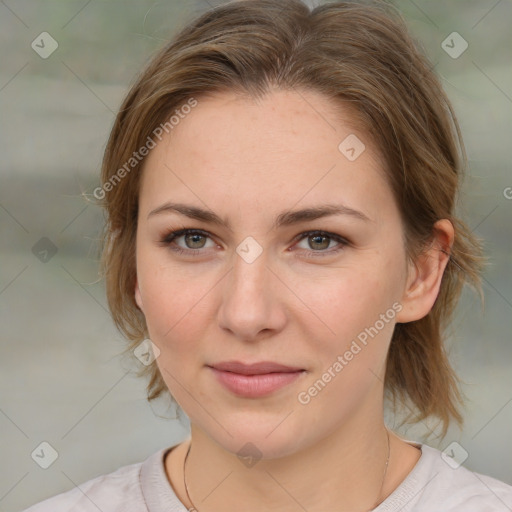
[160,228,217,256]
[292,230,348,257]
[159,228,348,258]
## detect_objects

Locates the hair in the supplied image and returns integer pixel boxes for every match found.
[95,0,486,439]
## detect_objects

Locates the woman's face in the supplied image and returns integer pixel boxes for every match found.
[135,89,413,458]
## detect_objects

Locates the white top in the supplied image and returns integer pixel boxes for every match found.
[22,440,512,511]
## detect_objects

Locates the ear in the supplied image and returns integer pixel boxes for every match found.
[135,277,144,312]
[395,219,454,324]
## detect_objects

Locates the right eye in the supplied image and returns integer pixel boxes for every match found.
[160,228,218,256]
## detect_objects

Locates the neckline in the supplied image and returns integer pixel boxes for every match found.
[141,438,428,512]
[370,439,426,511]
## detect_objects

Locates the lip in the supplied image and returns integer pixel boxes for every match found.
[207,361,306,398]
[209,360,304,375]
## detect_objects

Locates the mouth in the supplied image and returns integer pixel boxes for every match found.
[208,360,305,375]
[207,360,306,398]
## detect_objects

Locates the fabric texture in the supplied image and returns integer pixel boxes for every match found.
[22,439,512,511]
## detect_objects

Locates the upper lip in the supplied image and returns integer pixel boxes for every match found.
[209,360,304,375]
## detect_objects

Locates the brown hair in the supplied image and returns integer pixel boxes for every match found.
[95,0,486,438]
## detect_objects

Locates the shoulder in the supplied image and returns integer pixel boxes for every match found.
[382,442,512,512]
[21,452,156,512]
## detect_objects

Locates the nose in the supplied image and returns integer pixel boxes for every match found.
[217,243,287,341]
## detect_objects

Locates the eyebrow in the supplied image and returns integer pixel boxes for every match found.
[148,202,372,229]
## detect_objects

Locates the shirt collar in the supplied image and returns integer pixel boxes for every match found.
[139,440,429,512]
[140,446,189,512]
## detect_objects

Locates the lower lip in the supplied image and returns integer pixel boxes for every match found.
[209,367,305,397]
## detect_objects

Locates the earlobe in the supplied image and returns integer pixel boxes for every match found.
[395,219,454,324]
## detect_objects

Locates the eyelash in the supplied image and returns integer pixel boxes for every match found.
[159,228,349,258]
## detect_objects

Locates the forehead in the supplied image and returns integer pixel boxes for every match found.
[138,89,393,225]
[157,88,374,164]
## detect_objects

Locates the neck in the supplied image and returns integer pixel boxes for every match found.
[183,415,393,512]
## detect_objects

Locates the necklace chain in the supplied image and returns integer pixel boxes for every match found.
[183,428,390,512]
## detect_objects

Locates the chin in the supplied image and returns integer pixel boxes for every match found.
[203,413,312,461]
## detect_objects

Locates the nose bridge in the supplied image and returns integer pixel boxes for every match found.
[218,236,283,337]
[229,236,269,302]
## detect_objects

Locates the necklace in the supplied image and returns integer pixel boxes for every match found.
[183,428,391,512]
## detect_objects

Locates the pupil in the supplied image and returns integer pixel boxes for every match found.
[311,235,328,250]
[187,233,205,248]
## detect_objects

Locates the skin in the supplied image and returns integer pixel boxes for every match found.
[134,88,454,511]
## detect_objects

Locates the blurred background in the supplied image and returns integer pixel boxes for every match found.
[0,0,511,510]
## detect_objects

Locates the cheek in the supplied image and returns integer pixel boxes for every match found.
[290,262,394,343]
[138,260,213,404]
[293,268,398,416]
[142,276,208,345]
[136,247,212,350]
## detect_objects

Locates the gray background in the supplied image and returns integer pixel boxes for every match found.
[0,1,511,511]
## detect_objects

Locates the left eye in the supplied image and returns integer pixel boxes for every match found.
[294,231,346,254]
[160,229,347,257]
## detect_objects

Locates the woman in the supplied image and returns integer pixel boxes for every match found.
[24,0,512,510]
